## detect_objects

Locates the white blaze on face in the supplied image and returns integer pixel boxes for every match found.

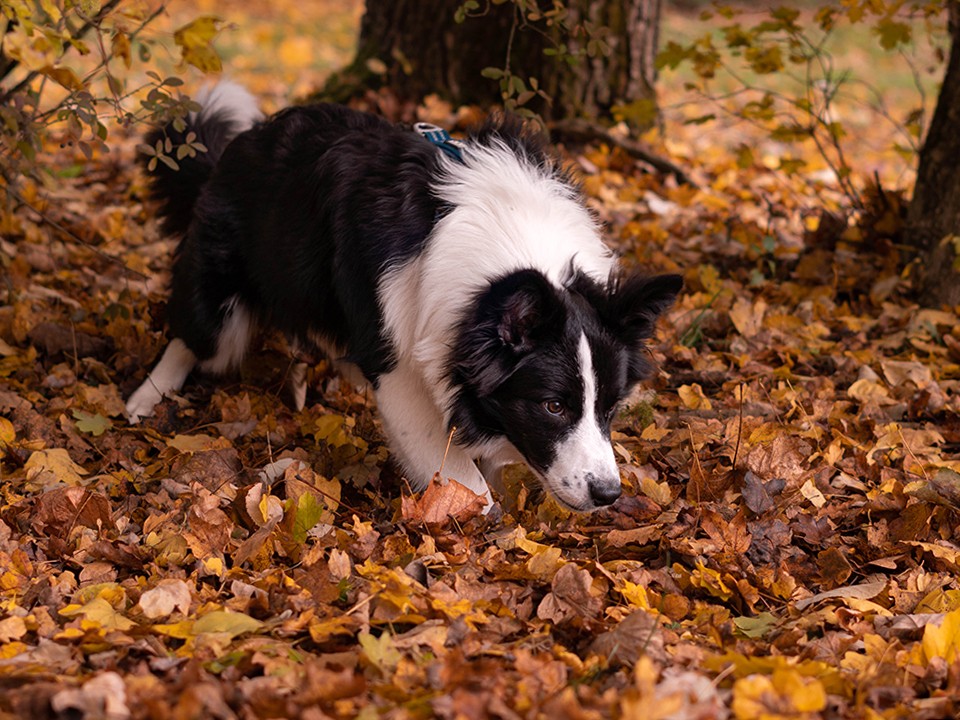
[543,333,621,511]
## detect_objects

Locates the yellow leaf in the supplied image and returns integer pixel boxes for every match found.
[313,415,351,447]
[525,546,565,581]
[308,615,357,643]
[152,620,194,639]
[40,65,85,91]
[678,383,712,410]
[729,298,766,338]
[636,467,672,506]
[4,30,59,71]
[620,581,651,610]
[192,610,262,638]
[25,448,87,486]
[359,630,401,673]
[59,597,134,631]
[167,433,232,453]
[0,616,27,642]
[640,424,670,441]
[202,557,225,578]
[922,607,960,663]
[0,417,15,458]
[690,561,732,600]
[732,669,826,718]
[173,16,222,73]
[175,15,220,44]
[54,627,86,641]
[799,478,826,508]
[111,31,131,69]
[0,641,27,659]
[181,43,221,73]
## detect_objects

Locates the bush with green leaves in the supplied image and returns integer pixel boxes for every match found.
[0,0,222,192]
[657,0,947,207]
[456,0,615,118]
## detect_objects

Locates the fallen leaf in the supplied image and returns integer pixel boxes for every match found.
[25,448,87,487]
[138,579,192,619]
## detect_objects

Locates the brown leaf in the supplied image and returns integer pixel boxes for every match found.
[27,322,112,359]
[404,474,486,528]
[537,563,601,624]
[588,610,667,666]
[742,471,784,514]
[32,486,113,534]
[182,488,233,558]
[817,547,853,589]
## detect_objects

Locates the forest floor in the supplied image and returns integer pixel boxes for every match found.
[2,2,960,718]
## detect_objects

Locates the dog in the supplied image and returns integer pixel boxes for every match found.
[126,81,682,512]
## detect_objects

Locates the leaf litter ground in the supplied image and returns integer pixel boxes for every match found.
[2,2,960,718]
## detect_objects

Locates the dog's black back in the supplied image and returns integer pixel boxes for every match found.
[157,104,446,378]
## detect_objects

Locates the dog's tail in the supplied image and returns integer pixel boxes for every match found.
[142,81,263,236]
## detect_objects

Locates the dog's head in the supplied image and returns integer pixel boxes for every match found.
[451,269,682,511]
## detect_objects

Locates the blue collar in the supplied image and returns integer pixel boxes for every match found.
[414,122,465,163]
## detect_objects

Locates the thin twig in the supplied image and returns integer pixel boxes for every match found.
[732,382,744,468]
[0,0,124,104]
[438,426,457,478]
[549,117,697,186]
[5,185,148,280]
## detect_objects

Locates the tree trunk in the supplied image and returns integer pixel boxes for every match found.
[325,0,661,126]
[907,2,960,306]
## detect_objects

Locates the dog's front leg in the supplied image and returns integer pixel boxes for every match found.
[376,367,494,512]
[126,338,198,422]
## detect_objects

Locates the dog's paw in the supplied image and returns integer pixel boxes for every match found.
[125,381,162,424]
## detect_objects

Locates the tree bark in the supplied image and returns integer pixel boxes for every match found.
[907,2,960,306]
[325,0,661,126]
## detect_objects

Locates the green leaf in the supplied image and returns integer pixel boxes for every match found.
[72,409,112,436]
[612,98,658,128]
[656,40,691,71]
[359,630,401,673]
[734,612,779,639]
[874,17,911,51]
[292,492,324,545]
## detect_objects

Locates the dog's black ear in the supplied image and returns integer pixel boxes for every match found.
[494,270,564,353]
[609,273,683,339]
[453,270,564,397]
[607,272,683,381]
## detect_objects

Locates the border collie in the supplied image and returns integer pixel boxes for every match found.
[126,82,682,513]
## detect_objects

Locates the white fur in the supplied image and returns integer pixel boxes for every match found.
[199,297,254,374]
[379,143,616,430]
[542,334,620,510]
[289,361,308,411]
[376,365,494,510]
[125,338,197,422]
[193,80,263,134]
[127,298,252,422]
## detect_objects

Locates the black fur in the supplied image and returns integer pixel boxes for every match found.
[147,103,449,377]
[138,92,682,510]
[448,269,681,474]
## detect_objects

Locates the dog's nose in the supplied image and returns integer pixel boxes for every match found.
[588,477,621,507]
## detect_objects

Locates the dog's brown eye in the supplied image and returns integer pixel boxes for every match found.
[544,400,565,415]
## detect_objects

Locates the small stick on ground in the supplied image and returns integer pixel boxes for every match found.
[549,117,697,188]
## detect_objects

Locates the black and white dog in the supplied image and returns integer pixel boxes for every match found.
[126,82,681,512]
